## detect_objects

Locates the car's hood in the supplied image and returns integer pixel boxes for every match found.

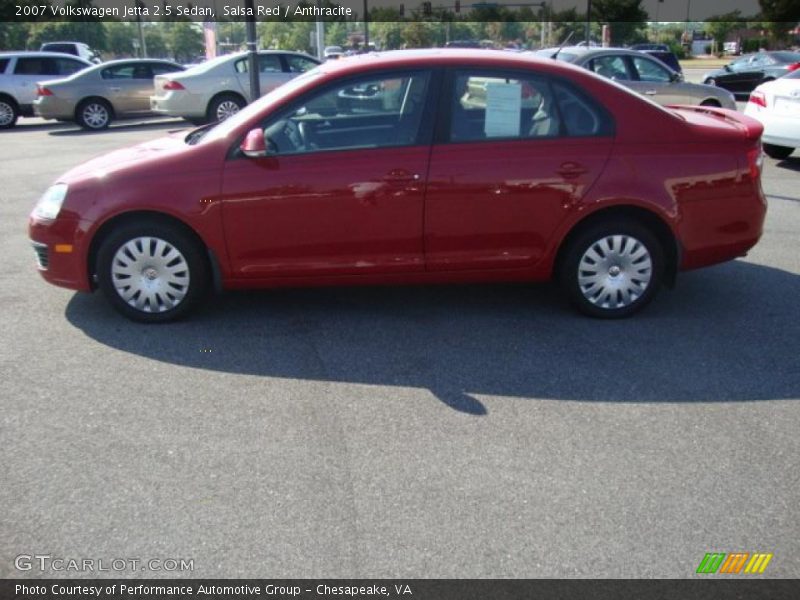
[57,131,190,184]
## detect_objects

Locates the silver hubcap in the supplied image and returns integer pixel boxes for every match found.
[0,101,14,126]
[215,100,241,121]
[111,237,190,313]
[578,235,653,310]
[83,103,109,128]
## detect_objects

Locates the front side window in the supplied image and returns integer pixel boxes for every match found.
[259,71,430,155]
[151,63,183,76]
[631,56,671,82]
[590,56,631,81]
[102,64,136,79]
[56,58,85,75]
[285,55,318,73]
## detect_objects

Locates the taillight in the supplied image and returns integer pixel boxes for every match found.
[787,62,800,72]
[748,91,767,108]
[747,144,763,180]
[37,85,53,97]
[162,80,185,91]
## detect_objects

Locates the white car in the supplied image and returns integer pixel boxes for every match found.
[150,50,320,124]
[744,69,800,159]
[0,51,91,128]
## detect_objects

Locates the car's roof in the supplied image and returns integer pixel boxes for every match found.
[0,51,92,61]
[317,48,581,75]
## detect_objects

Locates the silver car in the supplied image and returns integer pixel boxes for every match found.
[535,47,736,110]
[34,59,184,130]
[0,52,91,128]
[150,51,320,124]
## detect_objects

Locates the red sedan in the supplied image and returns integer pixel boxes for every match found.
[29,50,766,322]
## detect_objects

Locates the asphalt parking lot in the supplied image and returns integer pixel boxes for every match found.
[1,115,798,579]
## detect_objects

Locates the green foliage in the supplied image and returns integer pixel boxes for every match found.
[0,21,32,51]
[167,22,203,63]
[705,11,744,55]
[758,0,799,46]
[591,0,648,45]
[105,22,135,57]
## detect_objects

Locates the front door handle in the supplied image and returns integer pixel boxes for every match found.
[382,170,420,183]
[557,162,588,179]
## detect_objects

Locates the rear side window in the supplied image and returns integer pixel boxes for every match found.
[448,71,613,143]
[14,57,59,75]
[102,64,152,79]
[0,58,8,74]
[552,81,614,137]
[151,63,183,76]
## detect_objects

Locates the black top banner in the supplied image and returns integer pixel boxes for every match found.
[4,0,800,23]
[3,579,800,600]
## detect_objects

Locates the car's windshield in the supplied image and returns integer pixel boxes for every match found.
[190,69,325,145]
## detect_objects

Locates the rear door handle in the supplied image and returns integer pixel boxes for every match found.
[557,162,588,179]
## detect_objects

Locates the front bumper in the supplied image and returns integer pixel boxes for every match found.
[28,216,92,292]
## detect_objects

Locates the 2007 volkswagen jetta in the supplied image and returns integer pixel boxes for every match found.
[29,49,767,322]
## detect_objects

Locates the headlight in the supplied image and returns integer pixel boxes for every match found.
[32,183,68,220]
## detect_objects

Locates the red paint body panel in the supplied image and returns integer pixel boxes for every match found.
[27,50,767,299]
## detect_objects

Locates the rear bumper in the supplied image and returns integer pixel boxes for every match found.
[150,92,207,119]
[33,96,75,120]
[28,215,92,292]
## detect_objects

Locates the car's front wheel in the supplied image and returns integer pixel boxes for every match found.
[96,220,209,323]
[763,143,794,160]
[0,97,19,129]
[559,220,664,318]
[76,98,112,130]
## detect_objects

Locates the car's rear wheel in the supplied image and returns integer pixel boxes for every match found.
[0,97,19,129]
[76,98,112,130]
[96,221,208,323]
[700,99,721,107]
[763,143,794,160]
[207,93,245,123]
[559,219,664,318]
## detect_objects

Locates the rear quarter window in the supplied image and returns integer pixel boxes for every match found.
[0,58,9,74]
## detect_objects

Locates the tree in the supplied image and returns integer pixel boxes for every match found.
[758,1,800,47]
[591,0,648,46]
[705,11,744,56]
[168,22,203,63]
[105,22,135,57]
[0,22,31,50]
[144,26,169,59]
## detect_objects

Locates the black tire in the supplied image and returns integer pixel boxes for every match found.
[96,220,209,323]
[763,143,794,160]
[700,99,721,107]
[0,96,19,129]
[184,116,208,126]
[76,98,113,130]
[207,93,245,123]
[559,219,664,319]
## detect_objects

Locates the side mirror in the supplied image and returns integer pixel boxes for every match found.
[724,64,732,72]
[240,128,268,158]
[670,71,683,83]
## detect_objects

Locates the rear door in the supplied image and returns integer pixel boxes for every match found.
[100,63,150,113]
[424,68,615,271]
[626,54,683,105]
[12,56,63,106]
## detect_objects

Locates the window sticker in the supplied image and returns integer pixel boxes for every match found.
[485,82,522,138]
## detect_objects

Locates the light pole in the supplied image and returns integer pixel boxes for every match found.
[244,0,259,102]
[585,0,592,45]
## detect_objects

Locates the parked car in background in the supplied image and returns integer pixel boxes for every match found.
[29,50,766,322]
[40,42,101,64]
[641,49,682,74]
[150,51,321,124]
[744,68,800,159]
[0,52,92,128]
[630,44,670,52]
[34,59,184,130]
[324,46,343,60]
[704,51,800,95]
[534,47,735,109]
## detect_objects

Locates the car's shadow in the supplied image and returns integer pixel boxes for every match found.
[65,260,800,415]
[48,118,186,136]
[775,156,800,172]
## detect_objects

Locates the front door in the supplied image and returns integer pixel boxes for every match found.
[220,70,435,278]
